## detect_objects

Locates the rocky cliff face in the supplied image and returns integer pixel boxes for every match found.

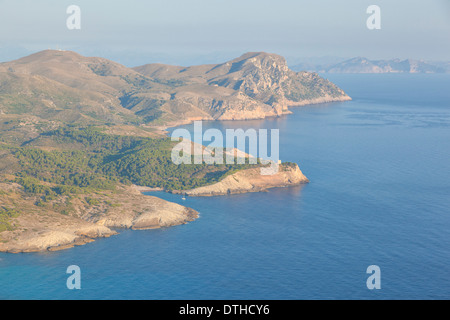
[0,50,350,126]
[133,52,351,124]
[174,163,309,197]
[0,184,198,253]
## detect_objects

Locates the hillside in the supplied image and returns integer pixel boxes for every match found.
[0,50,154,124]
[0,50,348,252]
[174,163,309,196]
[0,50,351,127]
[0,126,260,252]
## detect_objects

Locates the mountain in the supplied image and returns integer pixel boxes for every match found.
[0,50,351,127]
[0,50,159,124]
[291,57,449,73]
[2,50,344,252]
[133,52,351,124]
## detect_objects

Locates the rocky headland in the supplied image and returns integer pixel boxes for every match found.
[0,50,350,253]
[173,163,309,197]
[0,184,198,253]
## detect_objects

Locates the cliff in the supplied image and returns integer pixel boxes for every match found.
[0,51,338,254]
[0,184,198,253]
[0,163,308,252]
[0,50,351,127]
[174,163,309,197]
[134,52,352,124]
[291,57,449,74]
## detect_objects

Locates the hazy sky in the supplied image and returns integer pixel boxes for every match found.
[0,0,449,65]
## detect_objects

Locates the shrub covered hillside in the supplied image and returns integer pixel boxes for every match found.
[9,126,258,193]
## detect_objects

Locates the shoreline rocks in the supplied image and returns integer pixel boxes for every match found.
[0,185,198,253]
[172,163,309,197]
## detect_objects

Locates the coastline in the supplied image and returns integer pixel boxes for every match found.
[0,184,198,253]
[172,163,309,197]
[0,96,348,253]
[149,95,351,133]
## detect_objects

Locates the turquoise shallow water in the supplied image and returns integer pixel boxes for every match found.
[1,74,449,299]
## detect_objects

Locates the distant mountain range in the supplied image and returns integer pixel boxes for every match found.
[0,50,350,127]
[291,57,450,74]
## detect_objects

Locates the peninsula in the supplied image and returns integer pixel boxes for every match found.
[0,50,350,252]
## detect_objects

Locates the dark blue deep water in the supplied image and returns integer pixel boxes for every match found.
[1,74,449,299]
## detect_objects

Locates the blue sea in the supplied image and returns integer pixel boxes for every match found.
[1,74,449,299]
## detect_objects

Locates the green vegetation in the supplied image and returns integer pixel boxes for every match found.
[11,126,259,194]
[0,206,18,232]
[280,162,297,169]
[0,124,259,225]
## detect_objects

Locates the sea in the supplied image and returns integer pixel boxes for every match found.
[1,74,449,300]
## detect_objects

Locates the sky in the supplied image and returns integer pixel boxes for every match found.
[0,0,449,66]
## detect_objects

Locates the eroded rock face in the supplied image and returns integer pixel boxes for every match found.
[0,221,118,253]
[175,163,309,197]
[0,50,350,126]
[0,162,309,253]
[0,185,198,253]
[133,52,351,123]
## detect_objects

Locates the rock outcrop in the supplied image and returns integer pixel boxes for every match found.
[134,52,351,123]
[0,50,351,126]
[0,185,198,253]
[174,163,309,197]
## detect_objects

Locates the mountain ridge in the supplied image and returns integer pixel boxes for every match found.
[0,50,332,253]
[0,50,351,127]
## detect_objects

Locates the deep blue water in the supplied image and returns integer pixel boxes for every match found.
[1,74,449,299]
